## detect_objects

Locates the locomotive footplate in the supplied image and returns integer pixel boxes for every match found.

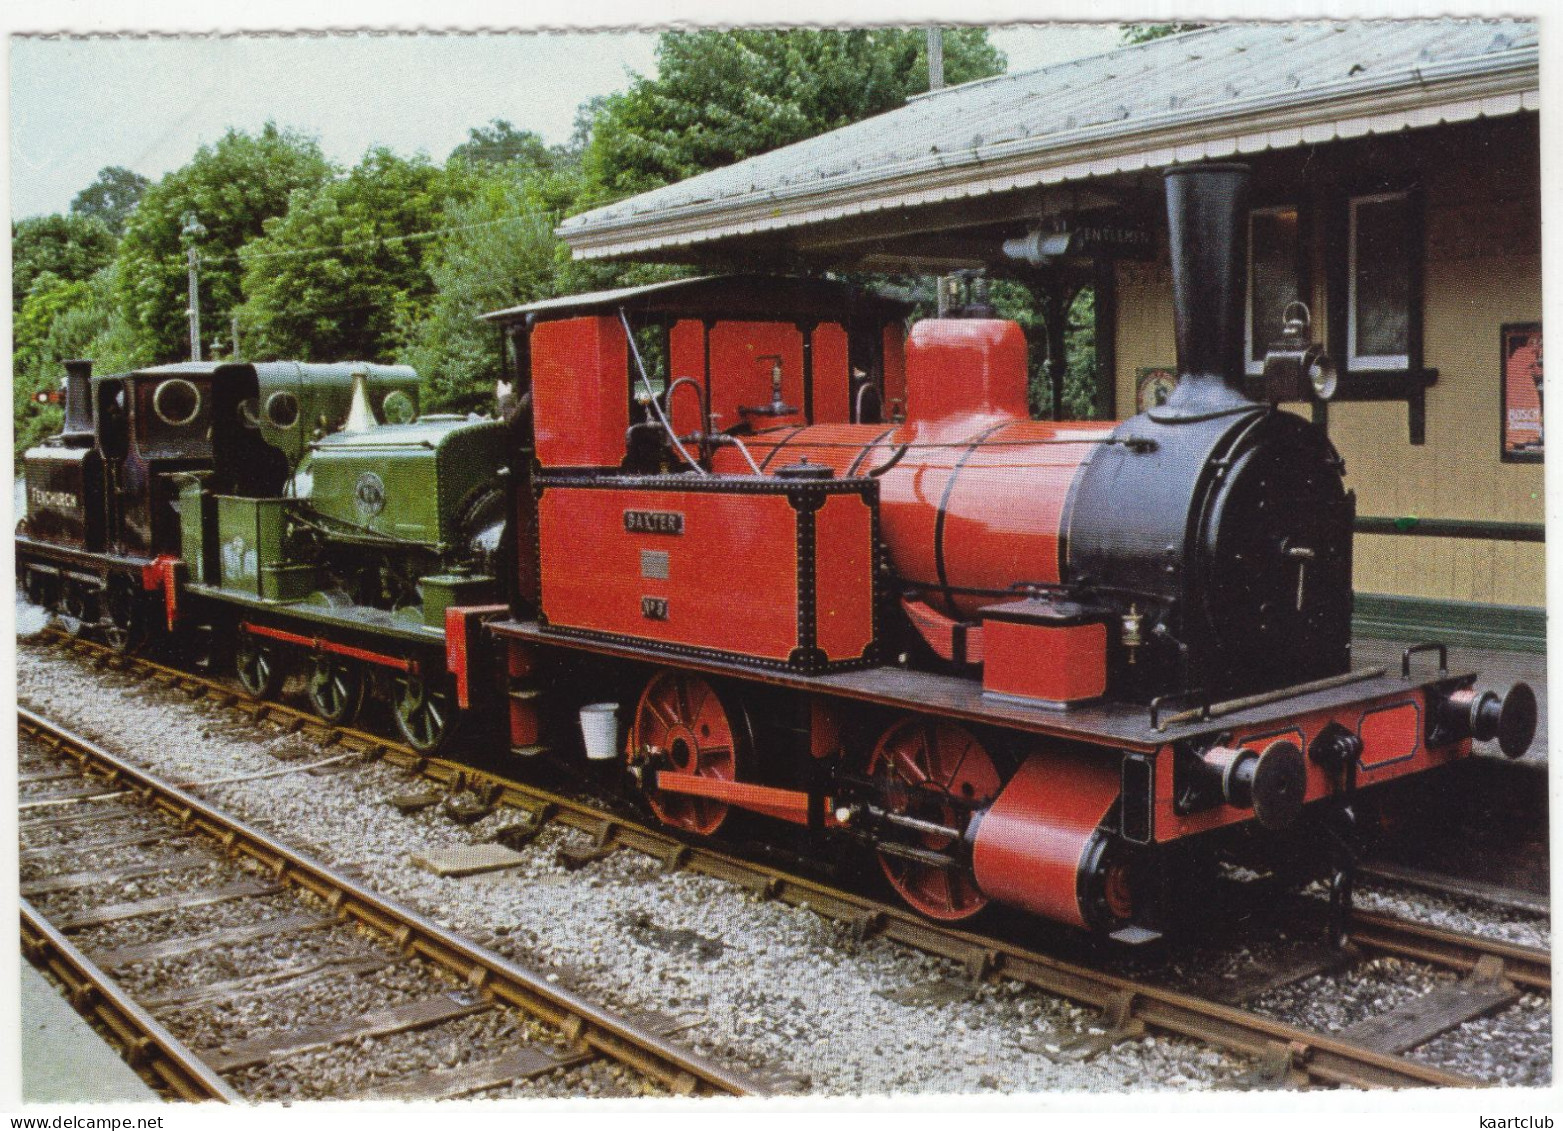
[16,534,157,579]
[488,618,1481,753]
[183,582,446,646]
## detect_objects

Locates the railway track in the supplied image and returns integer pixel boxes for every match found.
[20,901,242,1102]
[24,630,1552,1091]
[18,705,765,1101]
[1355,861,1549,918]
[1345,909,1548,993]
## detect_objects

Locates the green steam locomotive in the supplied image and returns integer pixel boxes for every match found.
[18,359,512,752]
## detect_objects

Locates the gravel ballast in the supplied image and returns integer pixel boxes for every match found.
[17,637,1551,1093]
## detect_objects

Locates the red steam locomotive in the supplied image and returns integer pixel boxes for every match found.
[17,162,1536,940]
[474,163,1535,937]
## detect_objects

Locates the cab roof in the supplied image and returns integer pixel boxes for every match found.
[102,360,419,385]
[480,274,912,326]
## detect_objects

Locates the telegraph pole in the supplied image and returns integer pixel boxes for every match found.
[927,28,949,316]
[181,212,207,362]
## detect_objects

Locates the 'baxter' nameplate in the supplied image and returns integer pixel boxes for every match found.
[625,510,684,535]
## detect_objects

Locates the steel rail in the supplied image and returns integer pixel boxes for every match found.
[439,797,1484,1091]
[20,897,244,1102]
[34,631,1538,1088]
[1345,909,1550,993]
[1355,859,1550,918]
[17,706,764,1099]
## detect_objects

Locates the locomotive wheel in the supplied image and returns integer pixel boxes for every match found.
[23,569,55,611]
[629,670,748,836]
[393,673,457,754]
[306,653,365,725]
[103,578,146,655]
[235,635,286,699]
[865,717,1003,922]
[58,583,95,638]
[103,621,145,655]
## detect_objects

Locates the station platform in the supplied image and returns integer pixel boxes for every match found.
[18,962,162,1104]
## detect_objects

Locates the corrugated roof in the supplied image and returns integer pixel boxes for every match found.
[561,20,1538,260]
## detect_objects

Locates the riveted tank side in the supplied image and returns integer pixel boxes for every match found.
[292,417,508,551]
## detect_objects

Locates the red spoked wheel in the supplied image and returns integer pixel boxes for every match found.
[629,670,748,836]
[866,717,1003,921]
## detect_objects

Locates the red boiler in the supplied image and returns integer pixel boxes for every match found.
[711,319,1113,630]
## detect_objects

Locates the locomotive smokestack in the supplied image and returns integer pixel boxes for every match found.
[342,367,376,433]
[1154,163,1254,421]
[62,359,94,445]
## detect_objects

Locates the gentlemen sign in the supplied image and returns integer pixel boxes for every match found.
[1065,221,1155,260]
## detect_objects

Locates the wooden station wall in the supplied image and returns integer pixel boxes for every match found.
[1111,114,1543,649]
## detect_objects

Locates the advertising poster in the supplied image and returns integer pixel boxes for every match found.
[1501,322,1543,462]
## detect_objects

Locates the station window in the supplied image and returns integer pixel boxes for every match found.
[1319,183,1429,440]
[1245,205,1303,375]
[1347,191,1414,370]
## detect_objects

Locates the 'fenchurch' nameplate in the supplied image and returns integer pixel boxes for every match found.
[625,510,684,535]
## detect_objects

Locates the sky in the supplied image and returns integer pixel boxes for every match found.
[8,24,1124,220]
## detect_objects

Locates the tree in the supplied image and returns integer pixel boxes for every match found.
[1120,24,1205,45]
[14,264,147,462]
[70,166,151,235]
[237,147,446,361]
[405,148,681,411]
[404,165,577,410]
[12,213,115,312]
[115,123,333,362]
[582,28,1005,200]
[567,95,609,157]
[981,279,1099,421]
[449,120,560,170]
[408,122,695,412]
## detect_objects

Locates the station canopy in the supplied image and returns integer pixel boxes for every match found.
[557,20,1538,274]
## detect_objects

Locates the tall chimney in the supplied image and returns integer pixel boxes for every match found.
[62,359,94,445]
[1152,163,1255,422]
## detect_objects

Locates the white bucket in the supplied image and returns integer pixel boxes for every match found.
[578,703,621,761]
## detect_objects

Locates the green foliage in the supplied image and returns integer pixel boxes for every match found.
[449,120,561,171]
[582,28,1005,200]
[14,264,148,461]
[13,202,136,464]
[116,123,333,363]
[236,147,445,361]
[988,280,1101,420]
[568,96,609,157]
[1120,24,1205,45]
[70,166,151,235]
[404,156,683,412]
[15,275,90,401]
[1062,287,1099,419]
[402,165,576,409]
[12,213,115,312]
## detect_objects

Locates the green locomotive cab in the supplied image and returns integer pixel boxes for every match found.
[177,362,511,751]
